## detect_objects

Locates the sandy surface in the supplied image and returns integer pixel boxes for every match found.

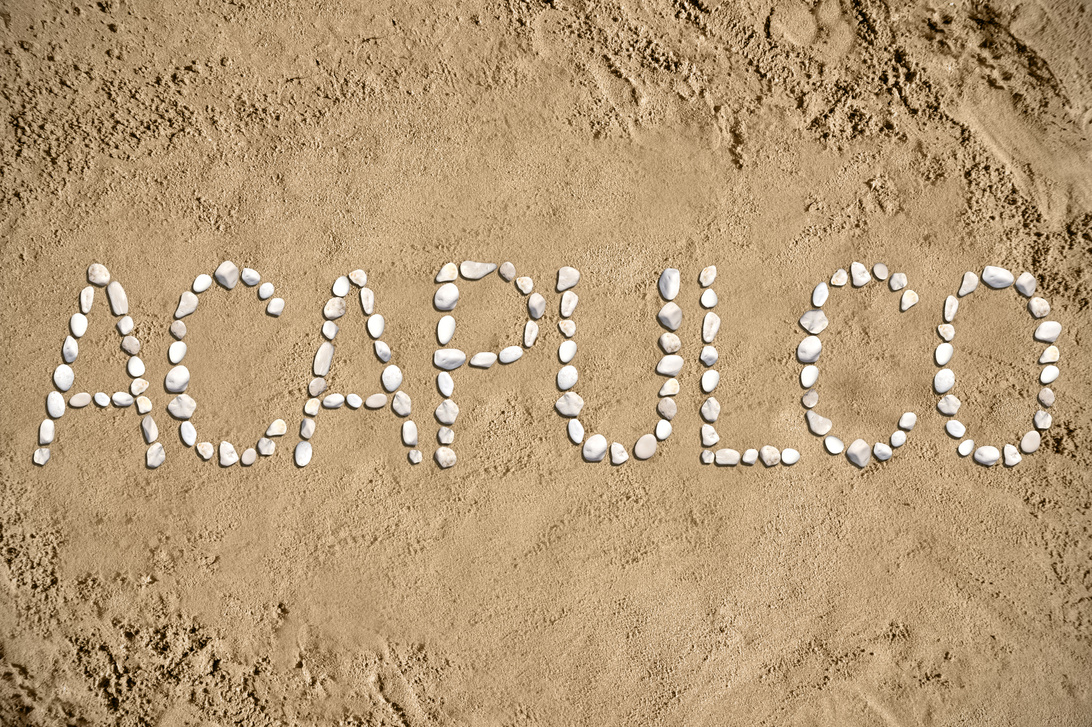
[2,0,1091,724]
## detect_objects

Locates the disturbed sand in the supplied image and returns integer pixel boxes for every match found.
[2,0,1091,724]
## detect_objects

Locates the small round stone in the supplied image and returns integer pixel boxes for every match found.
[824,436,844,454]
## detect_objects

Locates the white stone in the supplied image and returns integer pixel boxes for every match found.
[973,445,1001,466]
[945,420,966,438]
[254,437,274,456]
[799,310,828,334]
[69,392,91,408]
[348,269,367,287]
[700,397,721,423]
[558,340,577,364]
[332,275,351,297]
[93,392,110,407]
[715,448,740,466]
[759,446,780,467]
[900,290,918,311]
[434,349,466,370]
[850,262,870,287]
[796,336,822,363]
[214,261,240,289]
[634,434,657,460]
[659,379,679,396]
[958,439,974,457]
[610,442,629,465]
[982,266,1013,289]
[831,269,848,287]
[934,369,954,394]
[365,393,388,409]
[1003,444,1021,467]
[111,392,134,407]
[31,447,50,466]
[168,394,197,420]
[126,357,145,378]
[130,378,149,396]
[557,365,578,390]
[554,392,585,418]
[264,419,285,437]
[121,335,140,355]
[873,442,893,461]
[1039,345,1059,364]
[702,312,720,343]
[216,441,239,466]
[402,421,418,446]
[437,316,456,345]
[800,365,818,388]
[806,410,832,436]
[436,399,459,425]
[700,346,718,366]
[944,295,958,322]
[359,288,375,315]
[304,394,321,413]
[460,261,497,280]
[812,282,829,307]
[324,297,347,320]
[527,293,546,320]
[266,298,284,316]
[824,436,844,454]
[937,395,961,416]
[53,364,74,391]
[436,263,458,282]
[375,341,391,362]
[872,263,888,280]
[258,282,274,300]
[1034,410,1052,430]
[500,346,523,364]
[180,422,197,447]
[300,419,315,439]
[782,448,801,465]
[61,335,79,364]
[568,419,585,444]
[1040,365,1059,384]
[891,430,907,448]
[1014,272,1036,297]
[314,342,334,377]
[434,283,459,311]
[938,324,955,341]
[524,321,540,347]
[38,419,54,445]
[79,285,94,314]
[323,393,345,409]
[499,262,516,281]
[87,263,110,286]
[193,274,213,293]
[165,366,190,393]
[70,313,88,338]
[381,365,403,392]
[958,272,978,297]
[583,434,608,462]
[889,273,907,291]
[658,398,677,420]
[239,447,257,466]
[470,352,497,368]
[560,291,578,318]
[168,341,187,364]
[935,343,953,366]
[558,320,575,338]
[241,268,260,287]
[407,450,422,465]
[1028,297,1050,318]
[1039,388,1055,407]
[435,447,457,468]
[437,427,454,444]
[141,415,159,444]
[294,442,313,467]
[658,302,682,331]
[1020,430,1041,453]
[802,389,818,408]
[146,442,165,469]
[438,372,454,397]
[1034,321,1061,343]
[516,277,534,294]
[742,449,759,465]
[698,424,716,446]
[701,370,719,393]
[700,266,717,287]
[196,442,214,460]
[659,333,681,354]
[367,314,386,339]
[656,355,683,376]
[557,267,580,291]
[346,393,363,409]
[658,269,680,301]
[845,439,870,467]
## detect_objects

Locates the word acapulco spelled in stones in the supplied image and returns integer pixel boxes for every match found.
[33,260,1061,471]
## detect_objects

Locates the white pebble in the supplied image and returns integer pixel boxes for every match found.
[106,281,128,315]
[438,427,454,444]
[658,398,677,420]
[831,269,848,287]
[781,448,801,465]
[700,266,717,287]
[258,282,274,300]
[568,419,585,444]
[889,273,907,291]
[583,434,608,462]
[557,365,578,390]
[62,336,79,363]
[699,424,716,446]
[177,290,199,316]
[1003,444,1021,467]
[1020,430,1041,453]
[460,261,497,280]
[659,378,679,396]
[558,340,576,363]
[742,449,758,465]
[610,442,629,465]
[314,342,334,376]
[759,446,780,467]
[801,389,818,408]
[500,346,523,364]
[796,336,822,363]
[973,445,1000,466]
[39,419,54,445]
[141,415,159,444]
[824,436,844,454]
[872,263,888,281]
[1014,272,1036,297]
[438,372,454,397]
[806,411,832,436]
[130,379,149,396]
[53,364,74,391]
[267,298,285,316]
[305,395,321,414]
[873,442,893,461]
[1039,345,1059,364]
[981,266,1013,289]
[69,392,91,408]
[499,262,516,281]
[346,393,362,409]
[701,397,720,422]
[197,442,214,460]
[935,343,953,366]
[214,261,240,289]
[937,395,961,416]
[193,274,213,293]
[168,394,196,419]
[658,302,682,331]
[660,332,681,353]
[470,352,497,368]
[658,269,680,301]
[900,290,918,311]
[812,282,829,307]
[656,355,683,376]
[70,313,88,338]
[322,393,345,409]
[1034,410,1052,430]
[436,263,458,282]
[800,365,818,388]
[332,276,350,297]
[557,267,580,291]
[938,324,955,341]
[434,349,466,370]
[891,430,906,448]
[435,447,457,468]
[1040,365,1059,384]
[294,442,313,467]
[516,277,534,294]
[241,268,260,286]
[700,346,717,366]
[1034,321,1061,343]
[402,421,418,446]
[239,448,257,466]
[943,295,958,322]
[1028,297,1049,318]
[634,434,657,460]
[558,320,575,337]
[715,449,740,466]
[365,393,387,409]
[934,369,954,394]
[850,262,870,287]
[701,370,719,393]
[181,422,197,447]
[437,316,456,345]
[112,392,134,407]
[349,269,367,287]
[702,312,721,343]
[369,341,389,363]
[360,288,375,315]
[80,285,94,314]
[945,420,966,438]
[958,271,978,296]
[381,365,403,392]
[524,321,540,347]
[560,291,578,318]
[528,293,546,319]
[799,310,828,334]
[168,341,187,364]
[256,437,275,456]
[959,440,976,457]
[367,314,385,339]
[1039,388,1054,407]
[87,263,110,286]
[324,297,347,320]
[121,335,140,355]
[434,283,460,311]
[436,399,459,425]
[126,357,145,378]
[300,419,315,439]
[165,366,190,393]
[146,443,165,469]
[93,392,110,407]
[267,419,287,436]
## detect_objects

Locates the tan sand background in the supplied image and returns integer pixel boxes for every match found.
[2,0,1091,723]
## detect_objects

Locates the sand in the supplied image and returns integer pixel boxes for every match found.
[2,0,1091,723]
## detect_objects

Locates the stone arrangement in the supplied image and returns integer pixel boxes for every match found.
[296,269,419,467]
[35,264,164,468]
[933,266,1059,467]
[796,262,918,468]
[430,260,539,468]
[702,266,800,468]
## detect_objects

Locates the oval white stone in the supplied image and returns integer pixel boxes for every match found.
[436,263,458,282]
[557,267,580,291]
[935,343,953,366]
[258,282,274,300]
[701,370,719,393]
[702,312,720,343]
[634,434,657,460]
[656,355,683,376]
[193,273,213,293]
[367,314,385,339]
[437,316,456,345]
[973,445,1001,466]
[800,365,818,388]
[933,369,955,394]
[824,436,844,454]
[982,266,1013,288]
[658,269,680,301]
[796,336,822,363]
[165,366,190,393]
[169,341,187,364]
[1034,321,1061,343]
[958,271,978,296]
[381,365,403,392]
[1040,365,1059,384]
[70,313,88,338]
[945,420,966,438]
[558,340,576,363]
[180,421,197,447]
[314,342,334,377]
[658,303,682,331]
[500,346,524,364]
[567,419,584,444]
[557,365,578,390]
[799,309,828,334]
[470,352,497,368]
[812,282,829,307]
[434,283,460,311]
[332,276,351,297]
[434,349,466,370]
[53,364,74,391]
[583,434,608,462]
[294,442,313,467]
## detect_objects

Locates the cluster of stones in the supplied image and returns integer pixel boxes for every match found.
[166,261,293,467]
[552,267,680,465]
[933,266,1058,467]
[798,262,917,468]
[698,267,800,468]
[35,264,165,468]
[296,269,418,467]
[430,261,538,468]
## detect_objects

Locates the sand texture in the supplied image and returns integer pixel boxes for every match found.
[1,0,1091,723]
